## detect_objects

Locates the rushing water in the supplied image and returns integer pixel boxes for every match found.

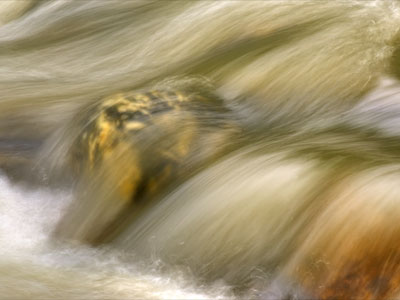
[3,0,400,299]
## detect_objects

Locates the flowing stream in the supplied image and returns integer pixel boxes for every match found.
[3,1,400,299]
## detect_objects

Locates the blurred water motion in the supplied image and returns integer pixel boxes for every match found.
[2,0,400,299]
